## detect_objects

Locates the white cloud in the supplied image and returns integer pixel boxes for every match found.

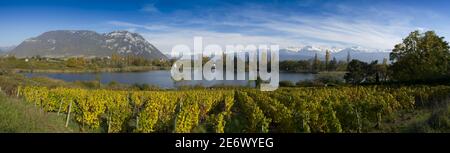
[142,30,303,53]
[108,21,169,31]
[108,3,449,53]
[140,3,159,13]
[259,16,409,49]
[108,16,412,53]
[107,18,409,54]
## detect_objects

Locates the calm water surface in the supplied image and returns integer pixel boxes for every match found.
[23,70,316,89]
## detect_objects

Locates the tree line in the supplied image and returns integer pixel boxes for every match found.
[277,30,450,85]
[345,30,450,84]
[0,53,172,70]
[280,50,352,73]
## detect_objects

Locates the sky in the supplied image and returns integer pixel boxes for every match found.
[1,0,450,53]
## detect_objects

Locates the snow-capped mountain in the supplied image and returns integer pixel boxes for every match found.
[9,30,167,60]
[285,45,345,53]
[279,46,391,62]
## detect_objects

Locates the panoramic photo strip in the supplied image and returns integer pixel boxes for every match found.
[0,0,450,152]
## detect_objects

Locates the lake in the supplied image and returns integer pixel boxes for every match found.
[23,70,316,89]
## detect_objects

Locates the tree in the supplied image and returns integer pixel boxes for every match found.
[297,60,311,72]
[390,30,450,82]
[379,58,389,82]
[346,51,351,63]
[344,59,390,84]
[329,57,338,71]
[325,50,330,71]
[280,60,297,72]
[280,60,312,72]
[365,60,380,83]
[66,57,86,68]
[312,53,321,72]
[344,60,369,84]
[111,53,122,67]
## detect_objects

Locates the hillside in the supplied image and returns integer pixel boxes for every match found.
[9,30,167,60]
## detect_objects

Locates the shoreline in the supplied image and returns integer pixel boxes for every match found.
[13,66,171,73]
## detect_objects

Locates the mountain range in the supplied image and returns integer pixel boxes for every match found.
[279,46,391,63]
[8,30,167,60]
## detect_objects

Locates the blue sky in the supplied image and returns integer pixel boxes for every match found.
[1,0,450,52]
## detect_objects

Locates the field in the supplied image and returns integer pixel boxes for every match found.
[0,92,81,133]
[14,85,450,133]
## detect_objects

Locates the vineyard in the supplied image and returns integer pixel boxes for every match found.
[17,85,450,133]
